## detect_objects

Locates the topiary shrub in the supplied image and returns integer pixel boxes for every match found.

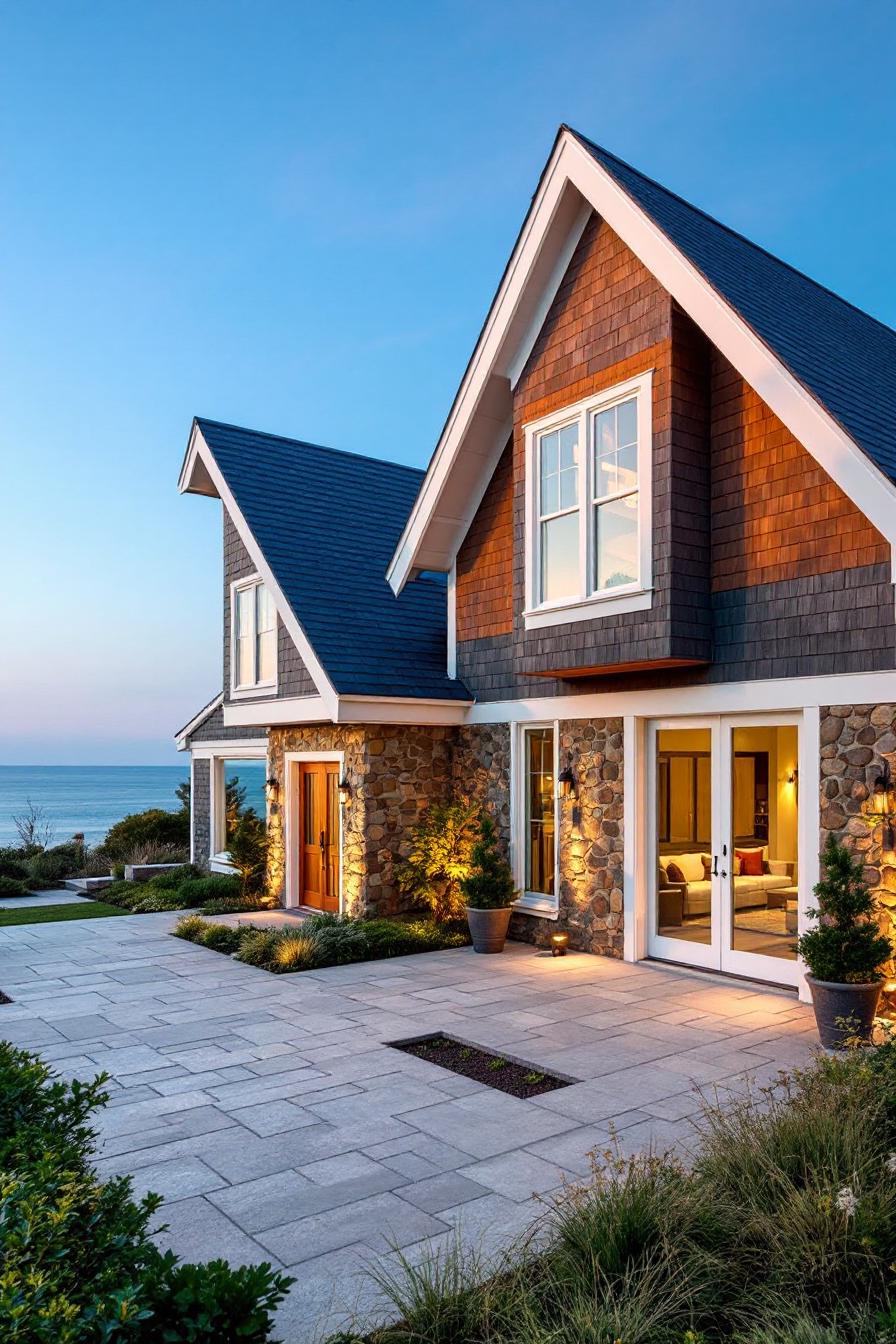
[0,874,30,898]
[0,1040,292,1340]
[460,816,517,910]
[796,835,891,983]
[103,809,190,861]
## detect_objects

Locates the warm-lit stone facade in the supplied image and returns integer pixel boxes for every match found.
[819,703,896,977]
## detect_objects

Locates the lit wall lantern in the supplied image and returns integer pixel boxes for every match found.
[265,772,279,800]
[558,754,577,802]
[338,775,352,806]
[550,930,570,957]
[867,758,896,851]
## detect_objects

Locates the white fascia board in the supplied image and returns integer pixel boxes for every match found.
[387,153,589,594]
[466,666,896,725]
[389,129,896,595]
[335,695,471,726]
[182,428,339,717]
[174,692,224,750]
[190,740,267,757]
[222,695,331,728]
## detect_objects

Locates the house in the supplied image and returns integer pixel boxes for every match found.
[176,125,896,995]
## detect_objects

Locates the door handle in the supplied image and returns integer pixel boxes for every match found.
[319,830,326,852]
[712,855,718,877]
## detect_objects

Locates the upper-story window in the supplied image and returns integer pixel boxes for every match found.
[525,372,652,629]
[232,576,276,693]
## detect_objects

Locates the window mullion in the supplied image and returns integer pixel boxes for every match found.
[578,411,588,599]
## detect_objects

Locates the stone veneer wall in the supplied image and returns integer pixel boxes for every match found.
[266,724,452,916]
[452,719,625,958]
[819,704,896,975]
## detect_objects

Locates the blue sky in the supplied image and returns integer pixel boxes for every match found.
[1,0,894,764]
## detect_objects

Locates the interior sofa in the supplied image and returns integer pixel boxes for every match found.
[658,848,794,920]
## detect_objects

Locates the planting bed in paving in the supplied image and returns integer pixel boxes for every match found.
[390,1033,573,1098]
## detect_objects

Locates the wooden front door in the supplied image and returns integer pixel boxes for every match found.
[299,763,340,911]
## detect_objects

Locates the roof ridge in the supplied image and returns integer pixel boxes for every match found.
[566,126,896,344]
[195,416,426,479]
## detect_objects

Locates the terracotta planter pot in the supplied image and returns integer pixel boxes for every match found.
[806,975,882,1049]
[465,905,512,954]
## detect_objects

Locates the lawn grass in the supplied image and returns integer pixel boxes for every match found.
[0,901,132,926]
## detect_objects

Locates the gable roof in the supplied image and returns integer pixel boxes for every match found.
[184,419,470,704]
[572,131,896,485]
[388,126,896,592]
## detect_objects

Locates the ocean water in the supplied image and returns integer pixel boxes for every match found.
[0,765,192,847]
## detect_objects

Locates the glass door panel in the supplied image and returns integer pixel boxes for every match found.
[720,719,801,987]
[647,720,720,970]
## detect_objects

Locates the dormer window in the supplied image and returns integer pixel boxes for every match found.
[231,576,276,694]
[524,372,653,629]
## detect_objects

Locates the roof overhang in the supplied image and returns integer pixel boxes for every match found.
[388,127,896,593]
[174,691,224,750]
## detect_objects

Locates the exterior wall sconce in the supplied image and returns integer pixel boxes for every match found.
[265,773,279,799]
[550,930,570,957]
[558,755,577,801]
[867,758,896,851]
[787,769,798,786]
[338,775,352,806]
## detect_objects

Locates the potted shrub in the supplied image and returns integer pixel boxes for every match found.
[460,816,517,953]
[796,834,891,1048]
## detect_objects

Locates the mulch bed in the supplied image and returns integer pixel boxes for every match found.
[390,1032,574,1098]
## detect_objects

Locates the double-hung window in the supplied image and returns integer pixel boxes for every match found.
[525,372,652,628]
[232,577,276,693]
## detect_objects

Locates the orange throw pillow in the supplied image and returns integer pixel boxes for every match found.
[735,848,764,876]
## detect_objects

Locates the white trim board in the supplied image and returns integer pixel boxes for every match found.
[175,693,224,750]
[283,750,346,913]
[387,128,896,592]
[466,667,896,724]
[180,424,339,717]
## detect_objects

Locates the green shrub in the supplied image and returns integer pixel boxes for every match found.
[459,816,516,910]
[197,922,245,954]
[172,913,208,942]
[201,896,269,915]
[0,874,30,897]
[103,808,190,861]
[227,811,268,898]
[26,842,82,888]
[130,890,192,914]
[396,797,481,922]
[234,928,282,969]
[0,1041,292,1340]
[179,874,242,906]
[0,858,29,881]
[144,864,203,890]
[796,836,891,983]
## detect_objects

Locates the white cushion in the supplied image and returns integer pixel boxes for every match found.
[672,852,705,883]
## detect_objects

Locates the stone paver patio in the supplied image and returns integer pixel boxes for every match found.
[0,913,819,1341]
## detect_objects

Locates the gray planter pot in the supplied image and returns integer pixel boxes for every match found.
[806,975,882,1049]
[465,905,512,954]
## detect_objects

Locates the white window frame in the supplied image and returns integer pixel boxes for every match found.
[193,744,268,872]
[523,371,653,630]
[511,720,560,919]
[230,574,278,698]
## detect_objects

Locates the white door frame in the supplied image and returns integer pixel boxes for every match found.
[640,709,816,993]
[283,750,345,911]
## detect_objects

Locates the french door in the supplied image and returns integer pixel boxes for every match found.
[646,714,801,987]
[298,762,340,912]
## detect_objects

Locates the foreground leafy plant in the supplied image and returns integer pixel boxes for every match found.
[0,1041,293,1341]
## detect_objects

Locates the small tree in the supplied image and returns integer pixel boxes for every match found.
[396,798,481,922]
[227,810,268,900]
[460,816,516,910]
[796,835,891,983]
[12,799,54,851]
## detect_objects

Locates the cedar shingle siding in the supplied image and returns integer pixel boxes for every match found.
[455,213,895,701]
[222,508,316,702]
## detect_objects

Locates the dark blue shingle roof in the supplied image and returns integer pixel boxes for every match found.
[571,129,896,485]
[196,419,470,701]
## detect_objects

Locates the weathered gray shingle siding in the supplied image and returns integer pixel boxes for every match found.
[222,508,317,702]
[191,757,211,864]
[184,702,266,746]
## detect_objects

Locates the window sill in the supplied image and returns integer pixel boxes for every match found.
[513,894,559,920]
[524,588,652,631]
[230,682,278,700]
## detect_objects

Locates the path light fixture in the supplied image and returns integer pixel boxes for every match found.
[867,758,896,851]
[338,775,352,806]
[550,930,570,957]
[558,755,577,802]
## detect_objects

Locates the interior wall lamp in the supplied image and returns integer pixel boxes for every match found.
[867,758,896,851]
[338,775,352,806]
